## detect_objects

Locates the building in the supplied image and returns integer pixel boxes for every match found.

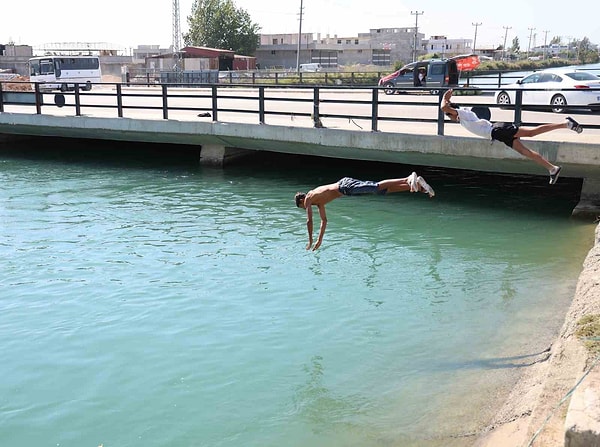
[0,44,33,75]
[133,45,173,62]
[146,46,256,72]
[255,28,424,69]
[423,36,472,58]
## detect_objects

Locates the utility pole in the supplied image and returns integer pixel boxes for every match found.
[502,26,512,61]
[543,30,550,59]
[472,22,482,54]
[411,11,424,62]
[296,0,304,73]
[172,0,182,75]
[527,27,536,59]
[566,36,573,60]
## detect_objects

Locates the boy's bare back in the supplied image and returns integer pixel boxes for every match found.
[305,182,343,206]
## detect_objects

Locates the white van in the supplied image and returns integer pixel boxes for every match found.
[299,63,322,72]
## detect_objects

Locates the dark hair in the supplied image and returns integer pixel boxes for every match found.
[295,192,306,208]
[449,102,459,109]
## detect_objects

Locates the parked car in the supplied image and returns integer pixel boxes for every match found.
[495,69,600,113]
[378,55,479,95]
[299,63,322,72]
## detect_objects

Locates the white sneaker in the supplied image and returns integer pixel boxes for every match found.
[417,176,435,198]
[407,172,418,192]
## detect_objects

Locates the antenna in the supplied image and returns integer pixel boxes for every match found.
[172,0,182,73]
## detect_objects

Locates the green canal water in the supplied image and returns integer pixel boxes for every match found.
[0,140,595,447]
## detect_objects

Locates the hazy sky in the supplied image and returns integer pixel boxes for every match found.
[3,0,599,52]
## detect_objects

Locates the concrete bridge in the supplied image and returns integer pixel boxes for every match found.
[1,88,599,217]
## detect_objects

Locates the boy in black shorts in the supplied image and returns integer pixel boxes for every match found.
[441,88,583,185]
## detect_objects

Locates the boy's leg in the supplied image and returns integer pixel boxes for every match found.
[512,138,557,172]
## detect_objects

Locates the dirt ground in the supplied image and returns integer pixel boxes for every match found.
[1,75,32,91]
[475,223,600,447]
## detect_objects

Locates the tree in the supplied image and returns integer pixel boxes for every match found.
[510,36,520,54]
[576,37,600,64]
[184,0,261,56]
[550,36,562,45]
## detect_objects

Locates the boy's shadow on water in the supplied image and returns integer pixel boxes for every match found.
[435,346,551,372]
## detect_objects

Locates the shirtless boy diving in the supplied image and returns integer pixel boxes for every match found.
[295,173,434,250]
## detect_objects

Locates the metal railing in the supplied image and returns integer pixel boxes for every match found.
[1,81,599,136]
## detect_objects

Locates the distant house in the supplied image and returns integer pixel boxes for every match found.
[147,46,256,71]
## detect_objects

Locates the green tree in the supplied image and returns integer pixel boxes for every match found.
[550,36,562,45]
[577,37,600,64]
[510,36,520,54]
[184,0,261,56]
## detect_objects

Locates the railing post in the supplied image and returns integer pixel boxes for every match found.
[211,85,218,121]
[258,86,265,124]
[74,84,81,116]
[116,84,123,118]
[498,72,503,88]
[34,82,42,114]
[0,82,4,113]
[514,89,523,126]
[371,88,379,132]
[162,84,168,119]
[312,87,323,128]
[437,90,445,136]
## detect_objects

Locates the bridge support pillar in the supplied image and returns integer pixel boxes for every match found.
[199,144,253,167]
[572,177,600,219]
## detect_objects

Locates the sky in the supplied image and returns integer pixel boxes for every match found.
[3,0,599,53]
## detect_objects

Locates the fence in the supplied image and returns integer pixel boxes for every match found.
[1,81,599,136]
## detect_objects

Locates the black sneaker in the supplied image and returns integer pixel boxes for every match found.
[566,117,583,134]
[549,166,562,185]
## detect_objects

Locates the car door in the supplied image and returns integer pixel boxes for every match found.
[516,72,542,105]
[425,62,446,87]
[394,65,416,89]
[528,73,561,106]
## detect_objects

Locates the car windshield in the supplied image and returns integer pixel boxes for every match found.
[565,72,600,81]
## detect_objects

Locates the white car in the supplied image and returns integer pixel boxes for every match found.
[495,69,600,113]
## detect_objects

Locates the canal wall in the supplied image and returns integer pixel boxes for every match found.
[476,223,600,447]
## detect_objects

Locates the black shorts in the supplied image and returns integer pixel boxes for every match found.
[491,123,519,148]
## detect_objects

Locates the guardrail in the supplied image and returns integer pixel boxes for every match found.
[1,81,599,136]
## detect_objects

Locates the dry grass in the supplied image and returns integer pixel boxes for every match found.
[575,314,600,356]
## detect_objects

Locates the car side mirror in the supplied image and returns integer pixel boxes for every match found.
[516,80,522,85]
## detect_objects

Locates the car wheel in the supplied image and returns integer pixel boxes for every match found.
[496,91,511,108]
[551,94,567,113]
[383,82,395,95]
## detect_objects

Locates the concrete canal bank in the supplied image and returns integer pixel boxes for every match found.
[476,223,600,447]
